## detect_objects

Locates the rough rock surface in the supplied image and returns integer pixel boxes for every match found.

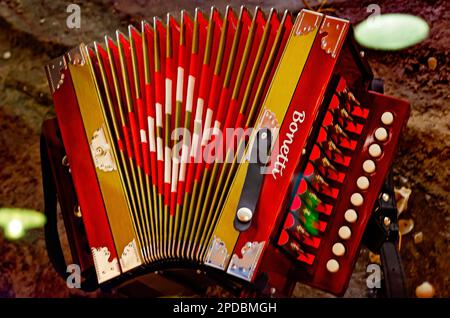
[0,0,448,297]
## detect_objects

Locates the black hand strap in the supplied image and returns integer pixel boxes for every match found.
[380,241,407,298]
[41,122,68,280]
[40,119,98,292]
[364,171,408,298]
[378,174,408,298]
[234,128,272,232]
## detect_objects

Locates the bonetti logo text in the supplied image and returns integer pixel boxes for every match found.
[272,110,306,179]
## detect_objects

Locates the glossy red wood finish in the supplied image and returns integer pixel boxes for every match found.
[51,63,119,278]
[232,16,350,284]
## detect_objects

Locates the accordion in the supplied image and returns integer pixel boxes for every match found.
[44,7,410,296]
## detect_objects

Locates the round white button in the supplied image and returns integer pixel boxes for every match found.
[369,144,382,158]
[326,259,340,273]
[338,226,352,240]
[350,193,364,206]
[375,127,388,141]
[363,159,376,173]
[332,243,346,256]
[381,112,394,125]
[344,209,358,223]
[237,207,253,223]
[356,176,370,190]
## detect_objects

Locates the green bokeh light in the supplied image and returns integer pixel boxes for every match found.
[354,13,429,51]
[300,190,320,236]
[0,208,46,240]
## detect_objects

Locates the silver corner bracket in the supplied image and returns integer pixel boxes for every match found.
[45,55,67,94]
[226,241,265,281]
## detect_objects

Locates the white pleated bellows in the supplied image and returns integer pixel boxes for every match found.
[326,259,340,273]
[363,159,376,173]
[338,226,351,240]
[375,127,388,141]
[381,111,394,125]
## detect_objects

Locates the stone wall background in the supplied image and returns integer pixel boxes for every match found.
[0,0,448,297]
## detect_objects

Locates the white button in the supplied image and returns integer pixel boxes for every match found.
[363,159,376,173]
[350,193,364,206]
[326,259,340,273]
[381,112,394,125]
[332,243,346,256]
[375,127,388,141]
[356,176,370,190]
[344,209,358,223]
[368,144,382,158]
[237,207,253,223]
[338,226,352,240]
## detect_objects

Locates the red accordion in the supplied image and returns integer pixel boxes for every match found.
[44,7,410,296]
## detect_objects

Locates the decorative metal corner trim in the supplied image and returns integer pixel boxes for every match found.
[90,126,117,172]
[45,56,67,94]
[257,108,280,138]
[294,10,322,36]
[204,236,229,270]
[319,16,349,58]
[66,45,86,66]
[119,239,142,271]
[226,241,265,281]
[247,108,280,162]
[91,246,121,283]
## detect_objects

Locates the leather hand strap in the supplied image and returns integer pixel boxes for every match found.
[234,128,272,232]
[41,119,97,292]
[41,120,67,280]
[380,241,407,298]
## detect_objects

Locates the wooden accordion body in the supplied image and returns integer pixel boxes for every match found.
[45,7,410,296]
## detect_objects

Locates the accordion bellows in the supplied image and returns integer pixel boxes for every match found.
[45,7,410,295]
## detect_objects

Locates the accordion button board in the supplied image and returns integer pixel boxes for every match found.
[45,7,410,296]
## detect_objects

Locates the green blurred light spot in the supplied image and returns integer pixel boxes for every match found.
[354,14,429,51]
[303,208,319,236]
[6,219,25,240]
[0,208,46,240]
[300,189,320,236]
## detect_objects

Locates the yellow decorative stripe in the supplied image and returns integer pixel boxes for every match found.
[68,44,143,272]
